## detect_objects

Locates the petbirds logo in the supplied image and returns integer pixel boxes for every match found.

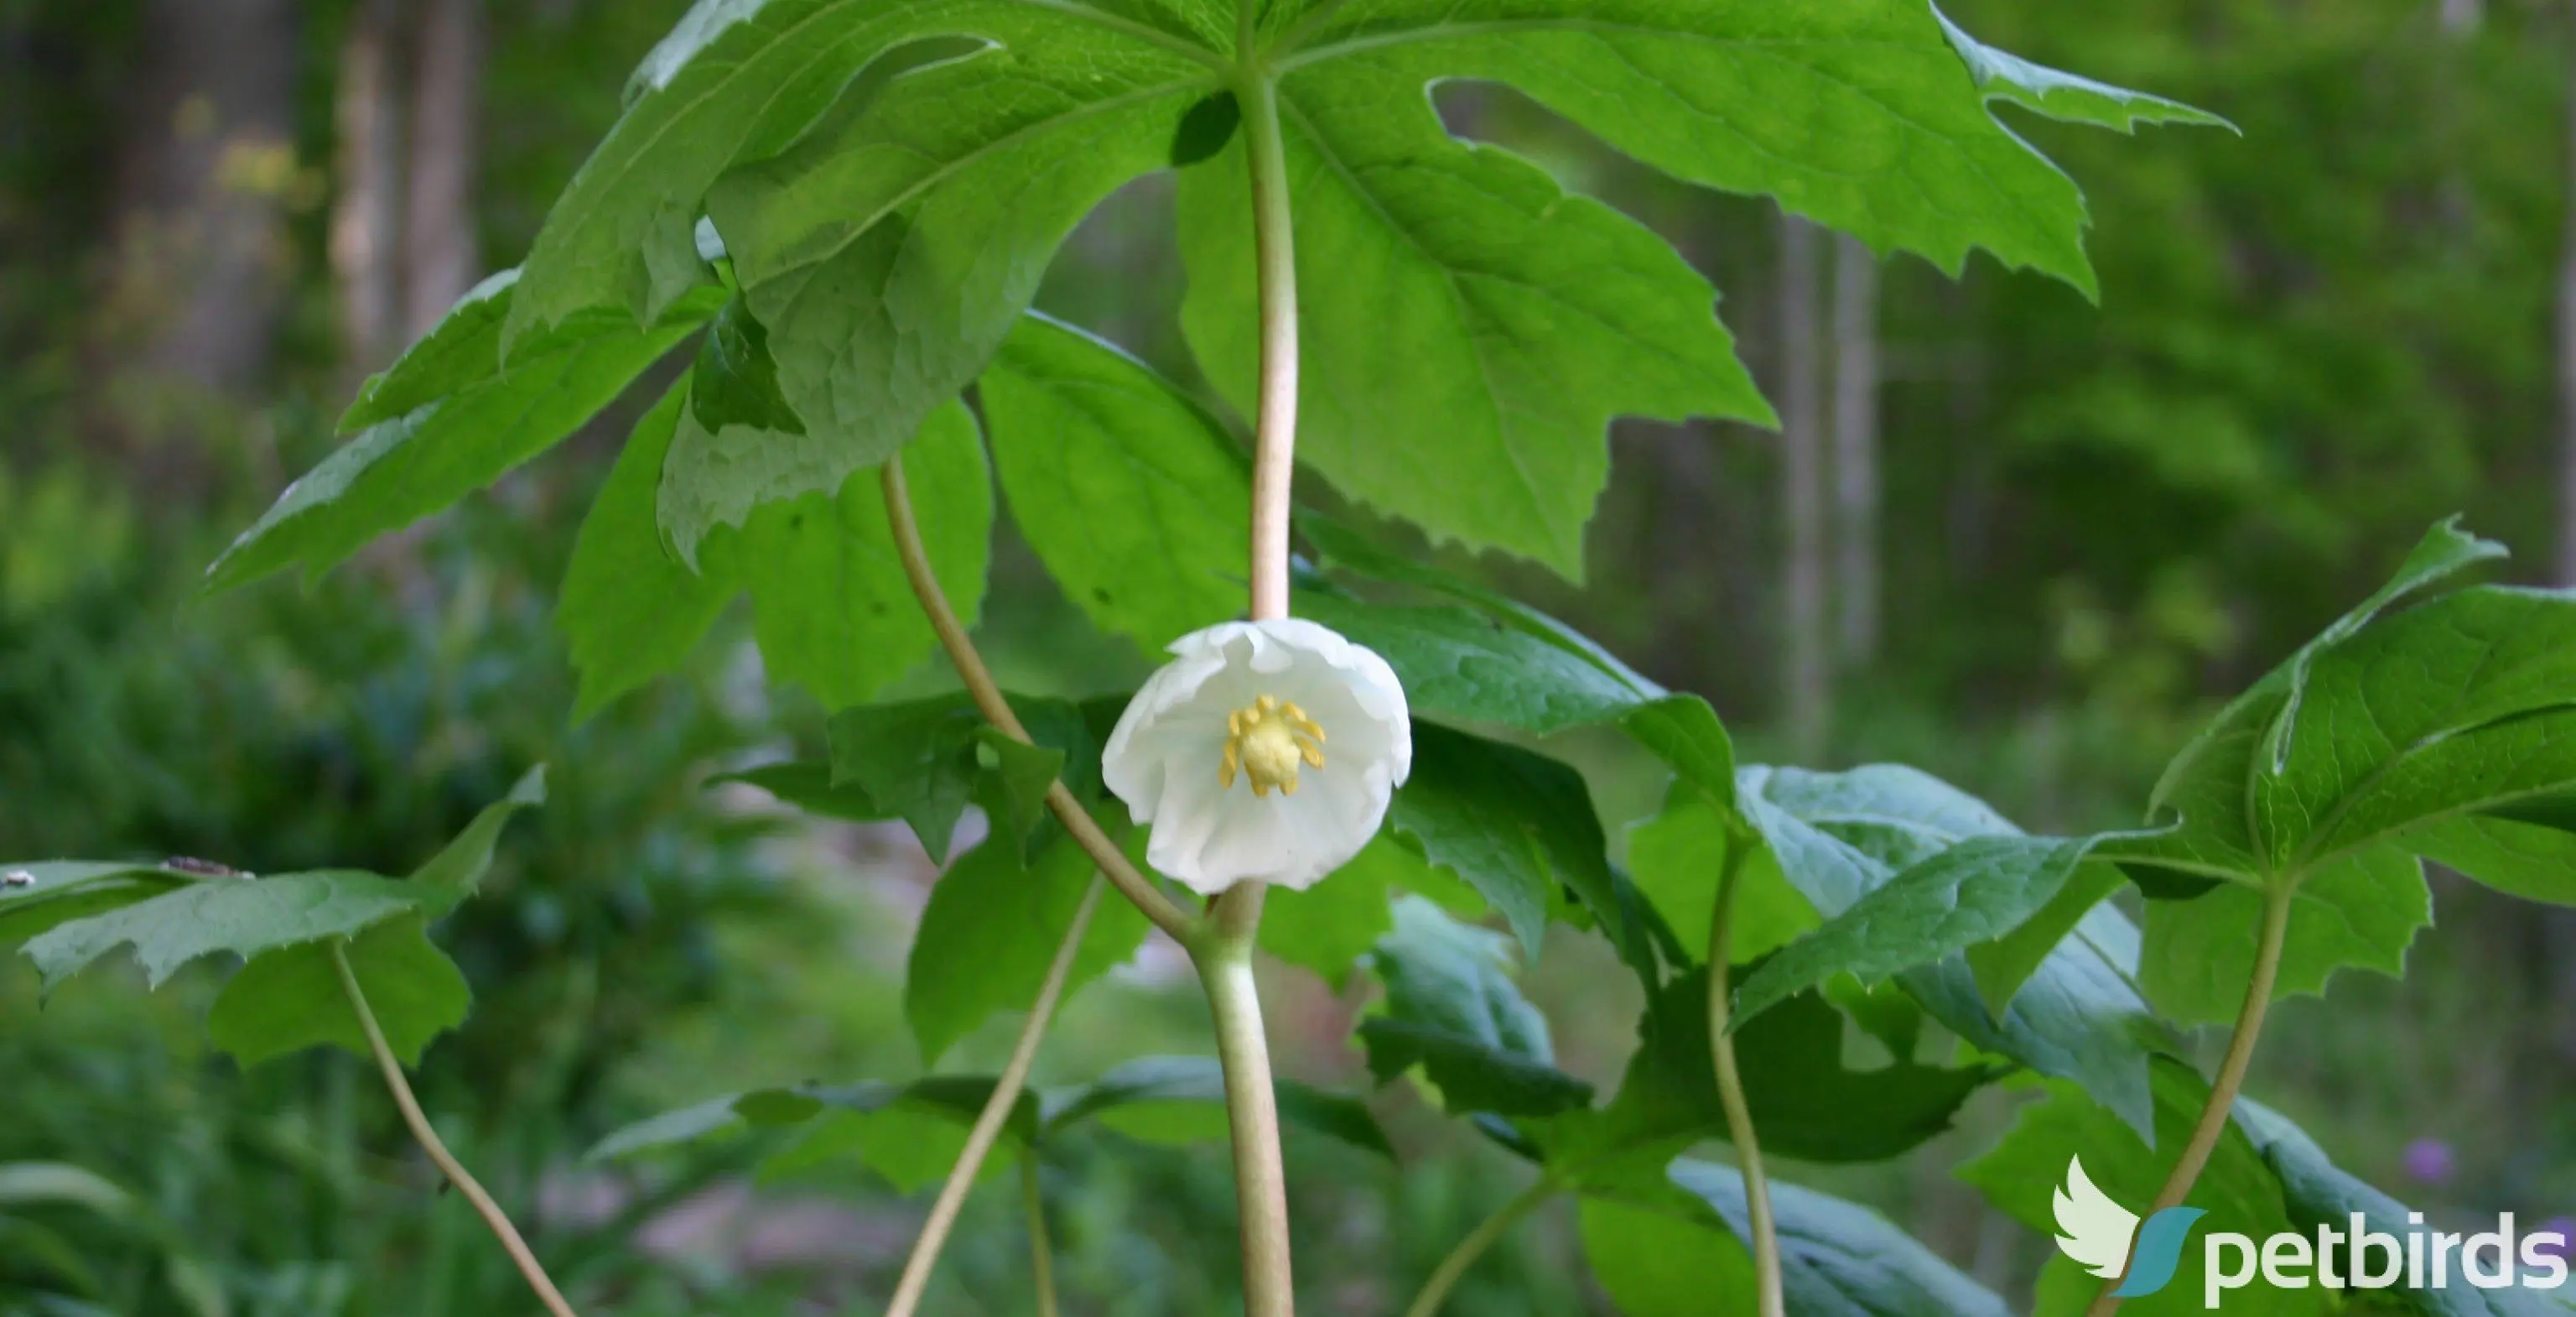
[2054,1157,2206,1299]
[2049,1155,2573,1309]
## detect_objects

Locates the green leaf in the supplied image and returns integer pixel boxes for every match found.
[971,729,1069,852]
[709,762,892,824]
[762,1078,1039,1193]
[1040,1055,1394,1158]
[1296,544,1735,810]
[2109,518,2511,888]
[2236,1100,2573,1317]
[983,313,1249,650]
[1259,836,1400,985]
[690,294,806,435]
[1626,788,1814,966]
[2412,815,2576,908]
[1932,7,2231,133]
[209,271,721,593]
[1390,724,1647,975]
[1543,966,1996,1184]
[1259,0,2182,297]
[1966,859,2130,1011]
[1581,1195,1760,1317]
[23,871,435,992]
[585,1083,840,1163]
[1180,79,1765,575]
[1585,1161,2015,1317]
[205,915,470,1068]
[831,694,986,864]
[2094,524,2576,1023]
[0,863,192,947]
[562,388,992,716]
[407,766,548,912]
[558,381,738,720]
[725,399,994,706]
[17,770,541,1054]
[1735,763,2171,1138]
[1957,1059,2320,1317]
[649,19,1217,558]
[1358,897,1594,1118]
[828,692,1094,864]
[1730,834,2101,1028]
[905,829,1150,1066]
[2139,846,2429,1026]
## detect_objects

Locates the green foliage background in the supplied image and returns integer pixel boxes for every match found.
[5,0,2576,1313]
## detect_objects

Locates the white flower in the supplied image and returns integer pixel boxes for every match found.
[1103,619,1412,895]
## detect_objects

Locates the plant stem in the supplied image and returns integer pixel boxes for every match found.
[886,875,1104,1317]
[2085,882,2295,1317]
[1402,1175,1557,1317]
[880,458,1197,941]
[1707,840,1784,1317]
[1023,1157,1061,1317]
[329,940,578,1317]
[1238,55,1298,623]
[1193,34,1304,1315]
[1196,885,1297,1317]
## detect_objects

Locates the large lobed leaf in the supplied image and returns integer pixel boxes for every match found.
[1715,764,2173,1137]
[8,770,545,1067]
[491,0,2207,577]
[2096,521,2576,1023]
[208,273,722,594]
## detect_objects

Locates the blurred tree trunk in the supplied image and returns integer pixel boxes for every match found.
[1831,232,1881,671]
[1779,214,1828,759]
[402,0,483,338]
[103,0,300,493]
[334,0,406,384]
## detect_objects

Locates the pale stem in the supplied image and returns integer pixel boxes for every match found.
[1197,884,1297,1317]
[1239,53,1298,623]
[1708,840,1784,1317]
[1024,1157,1062,1317]
[886,874,1105,1317]
[2085,882,2295,1317]
[880,458,1198,942]
[1401,1175,1557,1317]
[329,940,578,1317]
[1202,18,1305,1312]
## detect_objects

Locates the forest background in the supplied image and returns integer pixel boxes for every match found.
[7,0,2576,1312]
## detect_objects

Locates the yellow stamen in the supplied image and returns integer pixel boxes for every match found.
[1219,694,1327,797]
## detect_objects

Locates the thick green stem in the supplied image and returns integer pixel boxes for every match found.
[886,875,1104,1317]
[1195,885,1297,1316]
[2086,882,2295,1317]
[1708,841,1784,1317]
[1402,1175,1557,1317]
[1024,1158,1061,1317]
[881,459,1197,942]
[330,941,577,1317]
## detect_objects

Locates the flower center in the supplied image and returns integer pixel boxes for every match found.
[1219,695,1327,797]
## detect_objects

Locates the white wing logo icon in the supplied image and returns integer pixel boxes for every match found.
[2052,1155,2140,1278]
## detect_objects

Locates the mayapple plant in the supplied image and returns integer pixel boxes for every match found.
[13,0,2576,1314]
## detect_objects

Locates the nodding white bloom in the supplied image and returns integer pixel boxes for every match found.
[1103,619,1412,895]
